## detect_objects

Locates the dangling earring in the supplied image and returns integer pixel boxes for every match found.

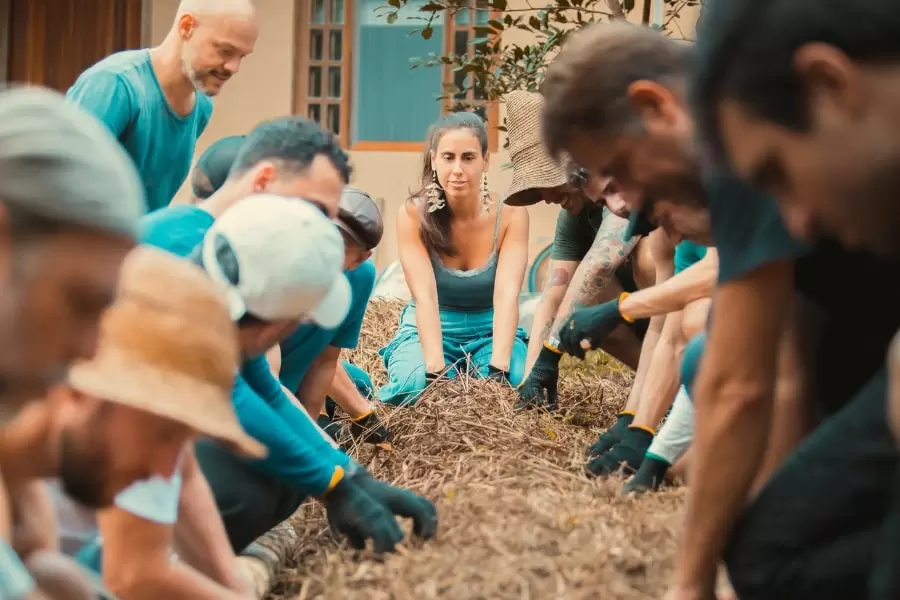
[426,171,445,213]
[480,172,494,212]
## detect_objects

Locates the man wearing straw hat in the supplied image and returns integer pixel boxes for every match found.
[3,246,262,600]
[502,90,652,417]
[0,85,146,599]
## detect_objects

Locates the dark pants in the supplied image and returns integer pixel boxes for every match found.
[724,369,895,600]
[194,439,307,553]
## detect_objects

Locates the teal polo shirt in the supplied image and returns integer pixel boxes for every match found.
[674,240,709,275]
[139,205,350,497]
[279,260,376,394]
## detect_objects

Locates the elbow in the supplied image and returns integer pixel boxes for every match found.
[104,557,167,599]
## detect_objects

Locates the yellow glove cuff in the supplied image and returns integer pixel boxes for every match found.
[618,292,635,323]
[543,341,563,355]
[323,465,345,496]
[351,409,374,422]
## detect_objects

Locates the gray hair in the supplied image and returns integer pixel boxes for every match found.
[0,85,146,237]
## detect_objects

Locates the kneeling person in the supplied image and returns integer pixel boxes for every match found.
[275,187,390,445]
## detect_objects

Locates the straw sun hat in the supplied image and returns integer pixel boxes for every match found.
[503,90,570,206]
[67,245,266,459]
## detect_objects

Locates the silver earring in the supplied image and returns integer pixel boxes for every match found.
[480,172,494,212]
[426,171,445,213]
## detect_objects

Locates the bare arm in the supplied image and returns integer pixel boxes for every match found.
[397,203,444,371]
[99,503,249,600]
[673,260,795,595]
[328,360,371,418]
[524,260,579,372]
[295,346,341,417]
[625,230,676,405]
[631,310,683,429]
[619,249,719,321]
[547,210,640,341]
[265,345,282,377]
[173,448,248,594]
[491,206,529,370]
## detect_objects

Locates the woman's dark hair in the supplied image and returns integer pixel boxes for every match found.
[409,111,488,257]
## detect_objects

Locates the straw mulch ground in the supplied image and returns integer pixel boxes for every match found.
[268,299,687,600]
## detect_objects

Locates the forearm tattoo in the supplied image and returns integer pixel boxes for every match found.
[549,210,639,336]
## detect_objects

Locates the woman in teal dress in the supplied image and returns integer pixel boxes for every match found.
[378,112,530,406]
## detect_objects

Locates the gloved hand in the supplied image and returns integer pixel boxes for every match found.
[515,346,561,411]
[486,364,511,384]
[349,410,393,445]
[586,411,634,458]
[585,426,654,478]
[324,468,438,553]
[559,294,632,359]
[317,412,341,442]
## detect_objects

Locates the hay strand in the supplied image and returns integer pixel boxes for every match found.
[264,299,686,600]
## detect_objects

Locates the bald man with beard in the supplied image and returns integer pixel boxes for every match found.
[67,0,259,213]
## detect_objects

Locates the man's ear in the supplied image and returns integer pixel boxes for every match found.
[627,80,682,135]
[793,42,862,120]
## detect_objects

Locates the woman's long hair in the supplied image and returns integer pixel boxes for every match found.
[409,111,488,257]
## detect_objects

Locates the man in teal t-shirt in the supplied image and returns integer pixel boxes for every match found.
[539,19,900,600]
[66,1,258,212]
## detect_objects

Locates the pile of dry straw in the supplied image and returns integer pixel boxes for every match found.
[269,299,687,600]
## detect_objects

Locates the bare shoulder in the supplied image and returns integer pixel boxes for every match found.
[398,199,424,227]
[500,203,528,228]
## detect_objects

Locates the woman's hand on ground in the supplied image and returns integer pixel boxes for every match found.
[515,347,561,411]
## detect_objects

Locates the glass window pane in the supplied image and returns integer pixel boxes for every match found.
[327,104,341,135]
[474,104,487,122]
[309,67,322,98]
[453,72,466,101]
[475,0,490,24]
[333,0,345,24]
[473,75,486,101]
[352,0,445,143]
[312,0,326,24]
[328,67,342,98]
[310,30,323,61]
[309,104,322,123]
[455,8,469,25]
[454,30,468,57]
[328,30,343,60]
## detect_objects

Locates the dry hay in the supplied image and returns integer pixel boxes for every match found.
[267,299,687,600]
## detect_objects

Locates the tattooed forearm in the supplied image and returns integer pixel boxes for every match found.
[548,210,640,337]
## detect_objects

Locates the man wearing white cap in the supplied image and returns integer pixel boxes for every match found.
[3,247,261,599]
[0,85,145,599]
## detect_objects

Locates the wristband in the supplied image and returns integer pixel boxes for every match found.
[543,340,563,355]
[618,292,635,323]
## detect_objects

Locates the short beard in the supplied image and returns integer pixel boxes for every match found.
[58,428,108,509]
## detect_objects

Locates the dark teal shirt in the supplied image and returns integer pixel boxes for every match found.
[139,205,350,497]
[279,260,376,394]
[706,171,811,283]
[68,50,213,213]
[674,240,709,275]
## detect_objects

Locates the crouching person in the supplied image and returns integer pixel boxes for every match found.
[6,247,258,599]
[274,187,391,445]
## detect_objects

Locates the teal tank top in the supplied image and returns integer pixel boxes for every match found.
[430,203,503,312]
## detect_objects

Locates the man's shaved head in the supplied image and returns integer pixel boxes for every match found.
[174,0,257,97]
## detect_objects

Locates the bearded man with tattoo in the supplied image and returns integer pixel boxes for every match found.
[503,91,654,409]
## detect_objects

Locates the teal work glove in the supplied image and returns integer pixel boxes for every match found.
[348,410,393,445]
[559,294,634,360]
[486,364,511,385]
[324,469,437,553]
[317,412,341,442]
[586,411,634,458]
[515,346,562,411]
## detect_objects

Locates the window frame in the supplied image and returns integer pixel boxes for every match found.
[292,0,499,153]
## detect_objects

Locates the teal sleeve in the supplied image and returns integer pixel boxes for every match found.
[0,540,34,599]
[331,261,376,350]
[707,171,811,283]
[236,357,350,496]
[66,70,134,139]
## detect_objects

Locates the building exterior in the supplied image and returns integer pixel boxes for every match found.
[0,0,698,284]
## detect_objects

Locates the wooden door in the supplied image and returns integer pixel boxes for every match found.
[3,0,143,92]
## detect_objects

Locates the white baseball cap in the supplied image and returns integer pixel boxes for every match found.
[201,193,352,329]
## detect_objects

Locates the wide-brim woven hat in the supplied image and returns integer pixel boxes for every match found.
[503,90,570,206]
[67,246,266,459]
